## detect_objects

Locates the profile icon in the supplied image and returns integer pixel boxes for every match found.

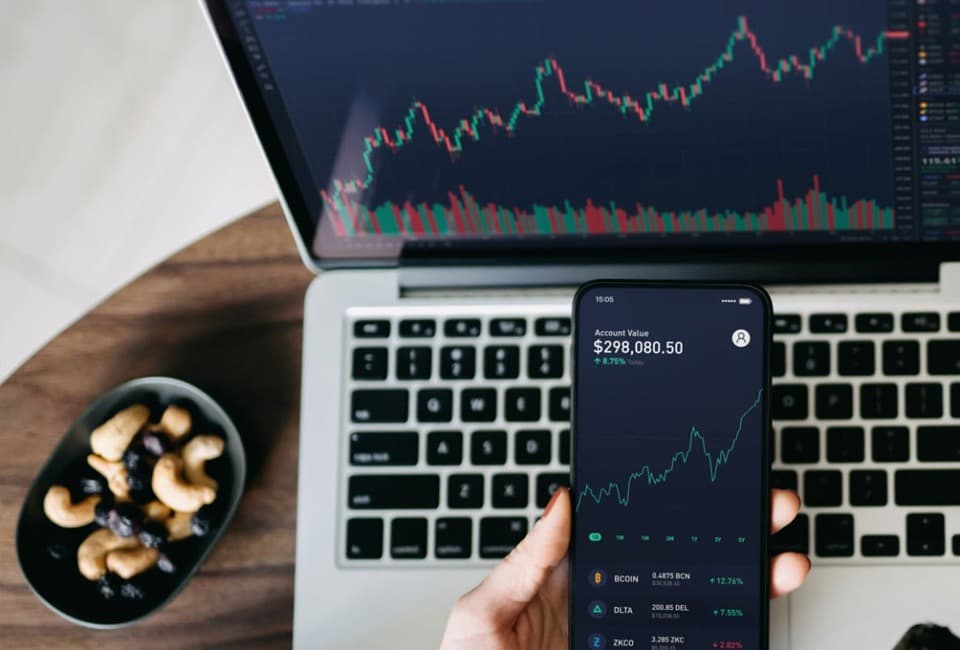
[732,328,751,348]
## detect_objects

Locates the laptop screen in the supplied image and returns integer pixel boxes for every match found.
[219,0,958,264]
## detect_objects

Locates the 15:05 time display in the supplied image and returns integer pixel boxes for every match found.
[592,339,685,355]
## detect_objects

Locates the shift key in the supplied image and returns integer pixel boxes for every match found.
[896,470,960,506]
[349,475,440,509]
[351,389,409,423]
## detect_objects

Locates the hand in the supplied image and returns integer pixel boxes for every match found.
[440,488,809,650]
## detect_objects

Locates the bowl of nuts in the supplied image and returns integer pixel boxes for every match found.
[16,376,246,628]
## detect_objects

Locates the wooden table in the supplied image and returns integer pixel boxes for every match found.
[0,204,312,648]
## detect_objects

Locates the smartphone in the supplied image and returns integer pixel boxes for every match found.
[571,282,771,650]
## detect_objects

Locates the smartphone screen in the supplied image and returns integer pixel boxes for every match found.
[572,283,770,650]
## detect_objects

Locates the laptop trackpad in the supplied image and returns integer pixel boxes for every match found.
[788,565,960,649]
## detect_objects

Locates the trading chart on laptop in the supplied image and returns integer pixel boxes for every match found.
[229,0,956,255]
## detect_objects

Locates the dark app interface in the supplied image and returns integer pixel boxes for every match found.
[574,285,768,650]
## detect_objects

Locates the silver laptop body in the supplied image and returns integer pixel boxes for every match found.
[202,1,960,647]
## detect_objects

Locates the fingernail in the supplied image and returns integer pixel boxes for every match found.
[543,487,564,519]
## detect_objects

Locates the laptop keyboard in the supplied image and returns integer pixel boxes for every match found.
[341,306,960,564]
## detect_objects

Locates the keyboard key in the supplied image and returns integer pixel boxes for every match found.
[804,470,843,507]
[896,470,960,505]
[772,385,808,420]
[354,320,390,338]
[906,383,943,418]
[954,534,960,556]
[492,474,529,508]
[549,387,571,422]
[793,342,830,376]
[528,345,564,379]
[484,346,520,379]
[471,430,507,465]
[928,340,960,375]
[917,426,960,461]
[348,475,439,509]
[461,389,497,422]
[861,535,899,557]
[952,383,960,417]
[781,427,819,463]
[535,317,571,336]
[426,431,463,465]
[559,429,570,465]
[417,389,453,422]
[448,474,484,508]
[837,341,875,376]
[860,383,898,419]
[816,384,853,420]
[516,429,551,464]
[771,470,798,491]
[346,518,383,559]
[480,517,528,558]
[772,342,786,377]
[352,347,388,380]
[536,473,569,507]
[435,518,472,559]
[855,313,894,333]
[871,426,909,462]
[440,346,476,379]
[490,318,526,337]
[906,513,945,556]
[351,389,409,423]
[883,340,920,375]
[815,514,854,557]
[773,314,801,334]
[810,313,847,333]
[849,470,887,506]
[771,513,808,554]
[826,427,864,463]
[396,347,432,380]
[505,388,541,422]
[391,518,427,559]
[399,319,436,338]
[445,318,481,337]
[350,432,418,466]
[903,312,940,332]
[950,313,960,332]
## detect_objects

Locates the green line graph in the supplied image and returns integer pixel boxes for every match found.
[575,388,764,512]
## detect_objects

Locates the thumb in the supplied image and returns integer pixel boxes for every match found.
[459,487,571,626]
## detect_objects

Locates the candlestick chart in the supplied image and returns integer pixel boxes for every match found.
[317,15,896,238]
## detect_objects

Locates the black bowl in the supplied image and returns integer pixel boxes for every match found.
[16,377,246,628]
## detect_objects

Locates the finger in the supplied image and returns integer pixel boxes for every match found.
[457,488,572,626]
[770,552,810,598]
[770,489,801,534]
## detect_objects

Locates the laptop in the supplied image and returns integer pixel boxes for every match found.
[203,1,960,647]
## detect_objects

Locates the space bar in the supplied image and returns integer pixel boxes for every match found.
[895,470,960,506]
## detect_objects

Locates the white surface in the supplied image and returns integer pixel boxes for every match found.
[0,0,276,382]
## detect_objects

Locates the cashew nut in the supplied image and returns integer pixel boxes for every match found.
[90,404,150,461]
[143,500,172,521]
[77,528,139,581]
[152,453,215,512]
[106,546,159,579]
[87,454,131,500]
[158,405,192,440]
[165,510,193,541]
[43,485,100,528]
[182,435,224,490]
